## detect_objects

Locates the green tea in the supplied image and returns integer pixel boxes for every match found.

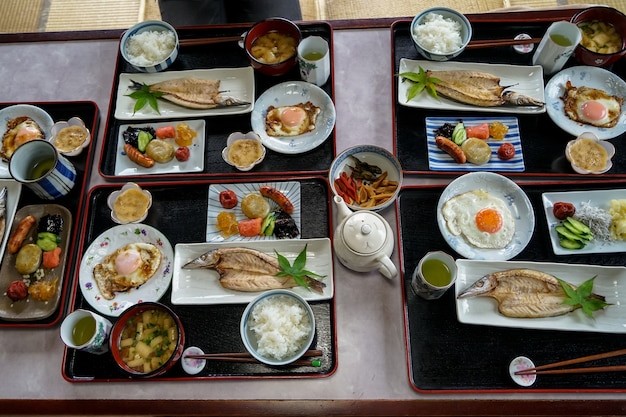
[27,158,54,180]
[72,315,96,346]
[550,34,572,47]
[421,259,451,287]
[303,51,325,61]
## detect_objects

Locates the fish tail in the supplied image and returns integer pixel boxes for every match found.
[304,276,326,294]
[129,79,144,91]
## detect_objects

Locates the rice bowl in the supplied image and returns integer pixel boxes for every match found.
[410,7,472,61]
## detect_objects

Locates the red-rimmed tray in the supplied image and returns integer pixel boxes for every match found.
[397,181,626,393]
[62,177,337,381]
[391,17,626,178]
[99,22,336,181]
[0,101,99,328]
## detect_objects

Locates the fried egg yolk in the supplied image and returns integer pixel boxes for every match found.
[15,125,43,147]
[114,248,142,276]
[580,100,608,123]
[264,101,321,137]
[475,208,503,234]
[280,106,307,128]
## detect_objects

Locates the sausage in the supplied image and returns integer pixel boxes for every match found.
[124,143,155,168]
[259,185,294,214]
[8,215,36,254]
[435,136,466,164]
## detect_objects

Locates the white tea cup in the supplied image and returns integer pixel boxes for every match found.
[532,21,582,74]
[297,36,331,86]
[60,309,112,355]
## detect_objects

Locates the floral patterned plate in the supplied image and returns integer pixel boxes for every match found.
[78,224,173,317]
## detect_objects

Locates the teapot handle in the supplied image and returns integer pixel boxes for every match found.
[376,255,397,279]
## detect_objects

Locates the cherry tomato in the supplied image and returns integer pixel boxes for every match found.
[497,143,516,160]
[219,190,238,209]
[553,202,576,220]
[175,146,190,162]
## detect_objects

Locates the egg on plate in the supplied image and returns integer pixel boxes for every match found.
[93,242,162,300]
[562,81,624,128]
[442,190,515,249]
[265,101,321,137]
[1,116,46,160]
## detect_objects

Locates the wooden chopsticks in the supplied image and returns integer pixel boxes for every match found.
[514,348,626,376]
[466,37,542,50]
[179,36,243,47]
[184,349,323,366]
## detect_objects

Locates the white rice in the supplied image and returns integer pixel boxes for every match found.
[414,12,463,54]
[125,30,176,66]
[249,295,311,361]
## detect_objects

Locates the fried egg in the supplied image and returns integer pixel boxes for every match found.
[1,116,45,160]
[442,190,515,249]
[562,81,624,128]
[93,242,162,300]
[265,101,321,137]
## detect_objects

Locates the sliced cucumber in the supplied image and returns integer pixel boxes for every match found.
[560,238,584,250]
[562,220,593,241]
[564,216,592,235]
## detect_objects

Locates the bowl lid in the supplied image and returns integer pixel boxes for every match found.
[340,211,389,254]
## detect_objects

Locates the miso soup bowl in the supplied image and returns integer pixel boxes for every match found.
[243,17,302,76]
[570,7,626,67]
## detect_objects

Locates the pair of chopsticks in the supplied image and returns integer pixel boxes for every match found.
[466,37,542,50]
[184,349,323,366]
[515,348,626,376]
[179,36,243,47]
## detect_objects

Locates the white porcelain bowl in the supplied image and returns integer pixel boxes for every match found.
[221,131,266,171]
[240,289,315,366]
[120,20,179,73]
[107,182,153,224]
[565,131,615,174]
[48,117,91,156]
[329,145,403,212]
[410,7,472,62]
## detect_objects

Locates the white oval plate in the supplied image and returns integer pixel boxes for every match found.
[251,81,336,154]
[78,224,174,317]
[545,65,626,140]
[436,172,535,260]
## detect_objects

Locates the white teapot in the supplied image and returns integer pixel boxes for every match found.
[332,195,397,279]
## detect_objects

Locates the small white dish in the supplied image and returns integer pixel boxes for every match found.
[49,117,91,156]
[565,131,615,174]
[250,81,336,154]
[509,356,536,387]
[182,346,206,375]
[221,131,266,171]
[107,182,152,224]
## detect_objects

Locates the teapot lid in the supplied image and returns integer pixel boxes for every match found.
[340,211,389,255]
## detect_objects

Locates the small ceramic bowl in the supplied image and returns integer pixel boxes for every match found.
[48,117,91,156]
[243,17,302,76]
[109,302,185,378]
[120,20,179,73]
[107,182,153,224]
[221,131,266,171]
[240,289,315,366]
[565,131,615,174]
[329,145,403,212]
[570,6,626,67]
[410,7,472,61]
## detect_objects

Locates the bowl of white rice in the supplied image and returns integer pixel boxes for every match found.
[120,20,179,73]
[240,289,315,366]
[410,7,472,61]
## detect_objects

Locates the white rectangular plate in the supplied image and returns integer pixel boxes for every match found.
[542,189,626,255]
[455,259,626,333]
[206,181,301,242]
[398,59,546,114]
[114,67,255,120]
[114,119,205,176]
[171,238,334,305]
[426,116,524,172]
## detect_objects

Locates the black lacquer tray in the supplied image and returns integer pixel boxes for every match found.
[99,22,335,181]
[392,18,626,178]
[0,101,99,328]
[398,181,626,393]
[62,177,337,381]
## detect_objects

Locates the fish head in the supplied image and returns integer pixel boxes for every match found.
[456,274,497,299]
[182,249,220,269]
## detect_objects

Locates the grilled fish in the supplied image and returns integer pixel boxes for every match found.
[425,70,544,107]
[129,78,250,109]
[457,269,605,318]
[183,247,325,293]
[0,187,6,245]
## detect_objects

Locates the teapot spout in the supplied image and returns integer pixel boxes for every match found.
[333,195,353,223]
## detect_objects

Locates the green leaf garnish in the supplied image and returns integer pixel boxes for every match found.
[275,245,325,290]
[396,66,441,102]
[557,276,610,318]
[125,83,163,114]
